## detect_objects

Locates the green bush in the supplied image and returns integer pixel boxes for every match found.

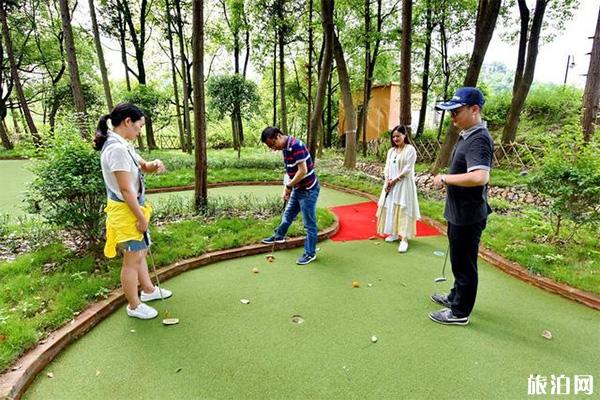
[483,90,511,128]
[25,131,105,245]
[528,141,600,240]
[524,84,582,124]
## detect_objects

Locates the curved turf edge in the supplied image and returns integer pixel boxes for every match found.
[0,210,339,400]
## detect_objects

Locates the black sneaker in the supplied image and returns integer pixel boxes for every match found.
[430,293,452,308]
[428,308,469,326]
[261,235,286,244]
[296,253,316,265]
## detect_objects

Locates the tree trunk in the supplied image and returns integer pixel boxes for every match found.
[308,0,334,161]
[325,69,332,148]
[0,117,13,150]
[8,99,21,135]
[582,5,600,143]
[192,0,207,209]
[175,0,192,153]
[416,0,432,138]
[306,0,313,142]
[278,22,288,133]
[0,3,41,146]
[122,0,156,149]
[432,0,501,173]
[501,0,547,144]
[272,36,277,126]
[88,0,113,111]
[399,0,412,134]
[58,0,87,138]
[164,0,185,151]
[116,11,131,91]
[361,0,371,157]
[48,95,61,135]
[332,33,357,169]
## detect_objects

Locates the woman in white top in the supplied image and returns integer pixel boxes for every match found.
[93,103,171,320]
[376,125,421,252]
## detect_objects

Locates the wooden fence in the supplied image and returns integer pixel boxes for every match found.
[362,137,544,170]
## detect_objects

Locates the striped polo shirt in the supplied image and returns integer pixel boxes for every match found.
[283,136,318,190]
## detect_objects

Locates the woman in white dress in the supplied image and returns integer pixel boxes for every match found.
[376,125,421,252]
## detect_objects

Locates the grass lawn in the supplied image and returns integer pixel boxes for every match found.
[0,160,33,216]
[22,237,600,399]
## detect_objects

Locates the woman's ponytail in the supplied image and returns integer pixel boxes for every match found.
[93,114,111,151]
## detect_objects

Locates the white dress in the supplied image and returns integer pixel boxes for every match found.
[376,144,421,238]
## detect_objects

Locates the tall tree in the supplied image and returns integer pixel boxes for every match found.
[192,0,207,209]
[308,0,334,160]
[500,0,544,143]
[582,5,600,143]
[333,33,357,169]
[306,0,314,142]
[220,0,250,147]
[173,0,192,152]
[361,0,371,157]
[161,0,185,151]
[88,0,113,111]
[416,0,434,137]
[0,42,13,149]
[118,0,157,148]
[0,0,41,146]
[58,0,87,137]
[399,0,412,134]
[276,0,288,134]
[432,0,501,173]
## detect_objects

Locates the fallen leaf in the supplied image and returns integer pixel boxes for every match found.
[0,335,6,342]
[542,330,553,340]
[352,280,360,288]
[176,368,182,373]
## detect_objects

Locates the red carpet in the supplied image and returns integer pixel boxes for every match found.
[330,201,440,242]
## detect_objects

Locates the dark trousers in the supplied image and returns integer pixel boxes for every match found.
[447,219,487,317]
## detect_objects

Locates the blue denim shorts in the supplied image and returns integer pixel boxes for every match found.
[118,231,151,253]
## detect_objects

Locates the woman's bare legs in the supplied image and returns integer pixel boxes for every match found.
[122,249,154,308]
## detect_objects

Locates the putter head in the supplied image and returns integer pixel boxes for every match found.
[434,277,447,283]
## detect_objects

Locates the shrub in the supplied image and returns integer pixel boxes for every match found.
[25,131,105,245]
[524,84,582,124]
[483,90,512,128]
[528,141,600,241]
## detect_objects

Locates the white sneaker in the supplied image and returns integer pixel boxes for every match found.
[385,235,399,242]
[140,286,173,302]
[398,239,409,253]
[126,303,158,320]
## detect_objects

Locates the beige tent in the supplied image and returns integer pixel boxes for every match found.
[338,83,401,141]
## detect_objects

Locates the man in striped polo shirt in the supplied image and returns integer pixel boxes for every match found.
[261,126,320,265]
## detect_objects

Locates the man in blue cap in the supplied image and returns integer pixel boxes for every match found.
[429,87,493,325]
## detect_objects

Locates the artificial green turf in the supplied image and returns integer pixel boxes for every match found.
[148,185,369,209]
[23,237,600,399]
[0,160,33,216]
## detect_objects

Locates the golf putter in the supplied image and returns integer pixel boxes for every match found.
[434,244,450,283]
[143,232,178,325]
[266,199,288,262]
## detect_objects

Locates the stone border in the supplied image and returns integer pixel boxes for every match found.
[0,201,338,400]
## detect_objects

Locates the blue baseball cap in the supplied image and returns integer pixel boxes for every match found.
[435,87,485,110]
